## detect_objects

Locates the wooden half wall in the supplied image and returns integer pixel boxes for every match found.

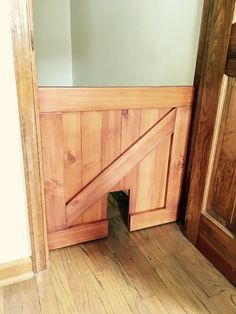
[38,87,193,250]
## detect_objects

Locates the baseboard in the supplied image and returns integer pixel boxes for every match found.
[129,207,178,231]
[0,257,33,287]
[197,236,236,286]
[48,220,109,250]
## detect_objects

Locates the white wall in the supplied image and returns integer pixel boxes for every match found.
[71,0,203,86]
[0,1,31,264]
[33,0,73,86]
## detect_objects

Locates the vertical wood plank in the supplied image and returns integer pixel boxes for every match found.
[63,112,82,225]
[63,112,82,202]
[120,110,141,213]
[81,111,103,223]
[135,109,160,212]
[135,108,172,213]
[166,108,191,209]
[40,113,65,232]
[102,110,122,192]
[151,136,172,209]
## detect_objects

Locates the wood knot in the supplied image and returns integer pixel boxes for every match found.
[67,153,76,164]
[121,110,129,118]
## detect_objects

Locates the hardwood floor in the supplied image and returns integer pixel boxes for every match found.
[1,194,236,313]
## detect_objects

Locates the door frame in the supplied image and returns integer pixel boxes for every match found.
[10,0,48,272]
[184,0,235,244]
[10,0,223,273]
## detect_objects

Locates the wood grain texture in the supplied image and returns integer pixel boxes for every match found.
[2,213,236,313]
[48,220,108,250]
[206,78,236,225]
[185,0,235,244]
[225,23,236,76]
[0,258,33,288]
[38,87,194,113]
[40,114,65,232]
[80,112,104,224]
[129,208,178,231]
[135,109,171,212]
[66,109,176,226]
[166,107,192,209]
[197,214,236,285]
[10,0,48,271]
[120,109,141,212]
[63,112,82,202]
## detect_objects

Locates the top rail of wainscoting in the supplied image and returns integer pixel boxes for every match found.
[38,86,194,113]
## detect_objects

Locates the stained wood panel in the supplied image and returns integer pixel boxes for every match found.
[80,111,104,224]
[63,112,82,202]
[40,113,65,232]
[135,109,171,212]
[206,78,236,226]
[38,87,194,112]
[66,110,176,227]
[39,87,192,250]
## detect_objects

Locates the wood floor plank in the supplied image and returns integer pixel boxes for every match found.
[2,205,236,314]
[35,270,59,314]
[3,278,41,314]
[106,217,186,313]
[0,288,4,314]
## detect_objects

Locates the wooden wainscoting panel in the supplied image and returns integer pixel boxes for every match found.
[81,112,103,224]
[129,208,178,231]
[40,113,66,232]
[48,220,108,250]
[66,109,176,227]
[0,258,33,287]
[120,109,141,211]
[63,112,82,202]
[102,110,122,192]
[38,87,194,113]
[166,107,192,209]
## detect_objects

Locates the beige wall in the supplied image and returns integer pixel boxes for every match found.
[70,0,203,86]
[0,0,31,264]
[33,0,73,86]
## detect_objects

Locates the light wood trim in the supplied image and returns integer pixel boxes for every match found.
[129,208,178,231]
[185,0,235,244]
[11,0,48,271]
[48,220,108,250]
[66,109,176,226]
[38,87,194,113]
[0,258,33,287]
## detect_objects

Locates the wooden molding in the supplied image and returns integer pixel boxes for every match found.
[66,109,176,226]
[48,220,108,250]
[38,86,194,113]
[184,0,235,244]
[0,258,33,287]
[10,0,48,271]
[129,208,178,232]
[225,23,236,76]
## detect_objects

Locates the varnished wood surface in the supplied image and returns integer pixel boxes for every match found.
[225,23,236,76]
[41,104,192,249]
[1,204,236,313]
[38,86,194,113]
[66,109,175,226]
[185,0,235,244]
[10,0,48,271]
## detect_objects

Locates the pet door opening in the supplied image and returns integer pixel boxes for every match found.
[108,190,129,228]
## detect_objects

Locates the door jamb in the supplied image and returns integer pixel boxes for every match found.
[10,0,48,272]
